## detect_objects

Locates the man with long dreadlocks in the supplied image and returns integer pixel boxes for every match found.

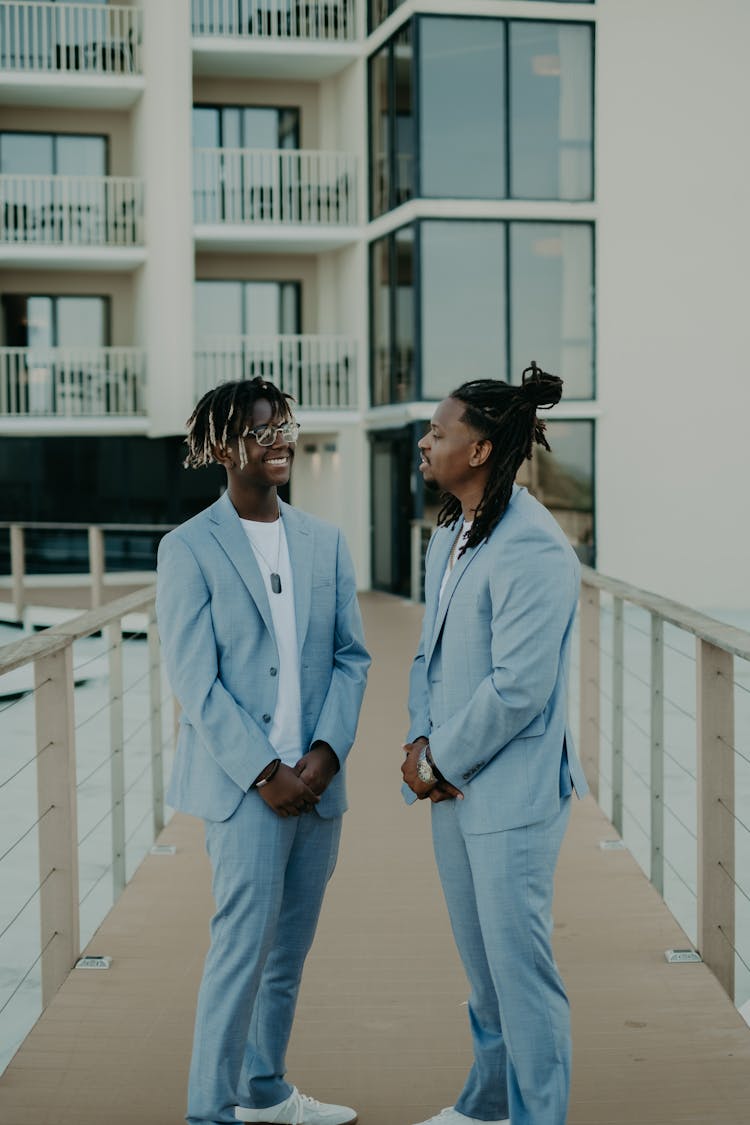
[156,377,370,1125]
[401,364,588,1125]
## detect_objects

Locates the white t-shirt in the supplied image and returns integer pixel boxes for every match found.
[240,516,302,767]
[439,519,473,602]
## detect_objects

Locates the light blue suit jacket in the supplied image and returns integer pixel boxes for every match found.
[406,485,588,833]
[156,493,370,823]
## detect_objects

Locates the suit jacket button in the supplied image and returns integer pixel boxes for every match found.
[262,713,272,723]
[270,667,278,677]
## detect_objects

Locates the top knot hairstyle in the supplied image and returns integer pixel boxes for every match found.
[438,361,563,553]
[183,378,295,470]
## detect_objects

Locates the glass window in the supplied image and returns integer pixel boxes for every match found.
[510,223,594,398]
[510,21,593,200]
[394,226,415,401]
[394,24,414,205]
[368,1,406,34]
[371,236,392,407]
[420,221,506,400]
[0,132,106,175]
[1,294,109,348]
[369,44,390,217]
[370,227,416,406]
[194,281,301,338]
[191,105,300,150]
[420,18,506,199]
[516,420,594,564]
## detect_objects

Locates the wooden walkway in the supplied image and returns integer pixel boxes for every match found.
[1,593,749,1125]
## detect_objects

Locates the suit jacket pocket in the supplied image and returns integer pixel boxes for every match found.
[516,712,547,739]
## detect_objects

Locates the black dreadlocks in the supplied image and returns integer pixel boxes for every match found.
[184,378,295,470]
[437,361,563,555]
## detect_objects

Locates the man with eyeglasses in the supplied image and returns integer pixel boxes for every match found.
[157,378,370,1125]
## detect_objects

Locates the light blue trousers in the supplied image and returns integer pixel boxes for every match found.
[431,797,572,1125]
[187,793,342,1125]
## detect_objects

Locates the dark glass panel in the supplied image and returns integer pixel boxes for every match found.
[421,221,506,400]
[510,21,593,200]
[370,44,390,216]
[394,23,414,205]
[393,226,415,401]
[510,222,594,398]
[419,17,505,199]
[370,235,392,406]
[516,420,595,564]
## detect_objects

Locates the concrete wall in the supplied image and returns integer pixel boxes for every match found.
[596,0,750,608]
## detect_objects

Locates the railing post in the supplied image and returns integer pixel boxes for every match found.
[108,620,126,898]
[611,596,624,834]
[88,526,104,609]
[34,644,80,1007]
[10,523,26,624]
[696,640,735,998]
[650,613,664,894]
[579,581,600,801]
[149,608,164,836]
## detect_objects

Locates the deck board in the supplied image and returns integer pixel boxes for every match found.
[1,591,749,1124]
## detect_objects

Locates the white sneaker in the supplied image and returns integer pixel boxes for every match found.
[411,1108,509,1125]
[235,1086,357,1125]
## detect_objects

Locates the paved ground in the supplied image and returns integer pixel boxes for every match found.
[1,592,749,1124]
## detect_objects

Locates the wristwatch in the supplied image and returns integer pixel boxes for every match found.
[416,745,437,785]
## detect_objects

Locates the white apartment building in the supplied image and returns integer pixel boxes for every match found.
[0,0,747,608]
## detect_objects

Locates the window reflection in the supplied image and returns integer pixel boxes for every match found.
[194,280,301,338]
[516,420,595,564]
[420,18,505,199]
[0,131,106,175]
[370,227,415,405]
[421,221,506,400]
[370,45,390,217]
[510,21,593,200]
[510,223,594,398]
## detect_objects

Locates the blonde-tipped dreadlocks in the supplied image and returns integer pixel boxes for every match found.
[184,378,294,471]
[438,361,564,555]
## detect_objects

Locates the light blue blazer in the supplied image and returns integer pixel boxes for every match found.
[406,485,588,833]
[156,493,370,823]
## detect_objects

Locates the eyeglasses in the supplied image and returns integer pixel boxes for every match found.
[244,420,301,447]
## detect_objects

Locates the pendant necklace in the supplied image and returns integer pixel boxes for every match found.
[251,513,283,594]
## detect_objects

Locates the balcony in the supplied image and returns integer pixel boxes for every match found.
[0,173,146,269]
[0,348,147,431]
[192,0,358,80]
[193,147,360,251]
[0,1,144,108]
[195,335,358,414]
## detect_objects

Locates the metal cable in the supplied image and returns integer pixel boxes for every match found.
[0,740,54,792]
[74,695,115,733]
[77,805,112,847]
[717,797,750,838]
[623,710,650,742]
[122,662,159,695]
[0,676,52,715]
[72,643,115,674]
[0,868,55,944]
[623,665,651,691]
[663,854,697,900]
[79,861,113,907]
[717,861,750,908]
[123,758,152,799]
[76,747,118,792]
[663,802,698,841]
[125,805,152,846]
[622,757,650,790]
[662,695,696,723]
[0,930,58,1017]
[662,746,697,781]
[0,805,54,867]
[716,924,750,977]
[121,710,154,749]
[622,801,650,840]
[717,735,750,770]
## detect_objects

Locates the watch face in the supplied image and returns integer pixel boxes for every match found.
[417,759,434,783]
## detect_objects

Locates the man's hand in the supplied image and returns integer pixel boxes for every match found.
[257,762,320,817]
[294,741,340,797]
[402,738,464,802]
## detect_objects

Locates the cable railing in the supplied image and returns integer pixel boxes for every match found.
[0,174,145,246]
[577,567,750,1008]
[0,522,175,623]
[0,1,142,74]
[194,334,358,409]
[0,586,174,1070]
[0,348,147,418]
[193,147,359,227]
[191,0,356,42]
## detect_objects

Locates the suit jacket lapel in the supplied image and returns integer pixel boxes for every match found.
[279,499,312,651]
[427,526,488,666]
[208,491,275,639]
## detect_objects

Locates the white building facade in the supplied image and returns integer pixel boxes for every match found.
[0,0,747,607]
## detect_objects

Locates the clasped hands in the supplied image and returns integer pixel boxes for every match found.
[255,742,339,818]
[401,736,464,803]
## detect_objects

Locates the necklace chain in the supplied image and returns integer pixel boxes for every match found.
[248,512,282,583]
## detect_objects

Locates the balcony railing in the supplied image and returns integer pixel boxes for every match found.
[0,348,146,417]
[0,175,144,247]
[192,0,355,42]
[0,1,142,74]
[193,148,358,226]
[195,335,357,409]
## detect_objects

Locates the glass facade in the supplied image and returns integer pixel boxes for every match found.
[192,105,300,150]
[371,220,594,405]
[516,420,595,564]
[1,294,109,348]
[0,131,107,176]
[194,280,300,339]
[369,16,593,216]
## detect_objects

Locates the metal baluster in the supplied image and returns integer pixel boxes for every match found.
[650,613,664,894]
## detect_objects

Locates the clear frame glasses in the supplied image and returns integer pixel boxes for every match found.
[245,420,301,447]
